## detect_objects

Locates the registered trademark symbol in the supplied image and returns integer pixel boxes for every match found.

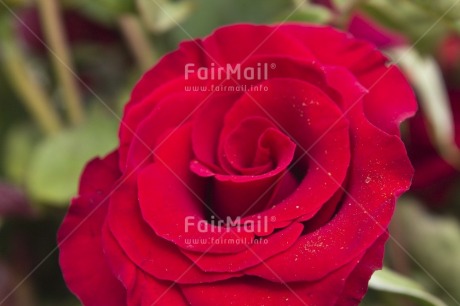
[270,63,276,69]
[270,216,276,222]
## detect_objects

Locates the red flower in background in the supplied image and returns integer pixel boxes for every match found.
[347,13,406,48]
[58,24,415,305]
[312,0,460,205]
[404,35,460,204]
[438,34,460,76]
[16,7,120,53]
[312,0,406,48]
[407,90,460,201]
[438,34,460,105]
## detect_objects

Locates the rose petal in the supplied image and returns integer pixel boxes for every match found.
[214,124,297,218]
[124,87,209,171]
[301,187,345,232]
[279,24,416,135]
[348,13,407,48]
[181,223,303,273]
[245,67,412,282]
[102,223,188,305]
[280,24,387,75]
[107,178,239,283]
[128,40,206,107]
[221,78,350,229]
[222,117,279,175]
[180,256,360,306]
[203,24,316,66]
[78,151,120,195]
[189,56,332,176]
[336,232,388,305]
[191,92,241,173]
[57,153,126,306]
[138,124,257,253]
[359,65,417,136]
[246,109,412,282]
[120,38,208,169]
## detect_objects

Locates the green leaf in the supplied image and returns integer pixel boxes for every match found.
[369,267,447,306]
[3,124,40,184]
[391,200,460,304]
[332,0,354,12]
[69,0,135,24]
[136,0,194,33]
[284,3,333,24]
[2,0,32,7]
[389,47,460,169]
[168,0,291,43]
[361,0,457,53]
[26,108,118,205]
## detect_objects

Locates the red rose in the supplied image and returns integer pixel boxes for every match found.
[16,7,120,53]
[407,89,460,203]
[347,13,407,49]
[438,34,460,77]
[311,1,407,48]
[58,24,416,305]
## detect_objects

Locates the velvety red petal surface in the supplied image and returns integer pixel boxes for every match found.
[336,232,388,305]
[181,223,304,273]
[180,257,361,306]
[223,78,350,227]
[245,68,413,282]
[123,81,210,171]
[348,13,407,48]
[102,223,188,306]
[59,23,417,306]
[408,89,459,198]
[106,178,238,283]
[202,24,316,66]
[279,24,416,135]
[58,153,126,306]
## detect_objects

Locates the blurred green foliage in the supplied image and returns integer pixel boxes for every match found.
[362,0,460,53]
[26,107,118,205]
